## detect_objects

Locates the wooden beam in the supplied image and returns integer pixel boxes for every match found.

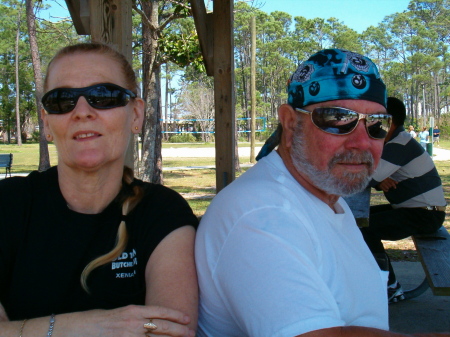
[89,0,133,61]
[65,0,90,35]
[213,0,235,192]
[190,0,214,76]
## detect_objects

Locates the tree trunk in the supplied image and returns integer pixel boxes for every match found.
[140,0,163,184]
[234,127,240,173]
[249,16,256,163]
[26,0,50,171]
[164,63,169,141]
[15,5,22,146]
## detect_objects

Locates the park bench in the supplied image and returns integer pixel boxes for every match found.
[0,153,13,178]
[412,226,450,296]
[344,188,450,299]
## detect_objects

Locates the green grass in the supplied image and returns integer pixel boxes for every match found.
[435,138,450,148]
[0,142,257,173]
[0,143,58,173]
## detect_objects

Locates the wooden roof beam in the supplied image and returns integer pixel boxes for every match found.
[190,0,214,76]
[65,0,90,35]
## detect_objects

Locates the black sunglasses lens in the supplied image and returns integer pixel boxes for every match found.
[43,90,77,114]
[312,108,359,135]
[87,85,129,109]
[366,114,391,139]
[42,84,133,114]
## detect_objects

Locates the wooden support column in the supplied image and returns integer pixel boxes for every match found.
[89,0,133,61]
[89,0,134,167]
[66,0,132,59]
[213,0,235,192]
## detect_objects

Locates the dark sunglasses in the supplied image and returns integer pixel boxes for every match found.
[295,107,392,140]
[41,83,137,114]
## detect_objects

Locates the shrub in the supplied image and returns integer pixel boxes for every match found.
[168,133,197,143]
[31,131,40,143]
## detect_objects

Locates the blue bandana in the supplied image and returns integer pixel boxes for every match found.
[288,49,387,109]
[256,49,387,161]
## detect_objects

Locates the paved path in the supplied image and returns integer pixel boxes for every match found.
[3,146,450,179]
[390,262,450,334]
[163,145,450,160]
[431,146,450,161]
[161,146,262,158]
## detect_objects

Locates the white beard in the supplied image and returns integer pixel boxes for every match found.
[290,122,375,197]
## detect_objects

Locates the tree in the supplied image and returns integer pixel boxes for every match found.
[178,78,215,142]
[135,0,202,184]
[26,0,50,170]
[14,0,23,146]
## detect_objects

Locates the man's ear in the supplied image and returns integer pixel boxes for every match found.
[278,104,297,148]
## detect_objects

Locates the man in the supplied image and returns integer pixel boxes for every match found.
[196,49,405,337]
[408,125,417,139]
[433,125,440,145]
[361,97,446,303]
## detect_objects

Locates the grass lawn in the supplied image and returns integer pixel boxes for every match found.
[1,140,449,261]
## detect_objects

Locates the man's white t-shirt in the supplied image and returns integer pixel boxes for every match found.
[195,151,388,337]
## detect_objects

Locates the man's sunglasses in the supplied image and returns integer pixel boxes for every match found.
[41,83,137,114]
[295,107,392,140]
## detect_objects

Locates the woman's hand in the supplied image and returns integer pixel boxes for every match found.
[56,305,195,337]
[0,305,195,337]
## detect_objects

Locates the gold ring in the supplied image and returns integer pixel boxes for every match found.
[144,319,158,330]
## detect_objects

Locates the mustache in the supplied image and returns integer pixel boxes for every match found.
[329,151,374,168]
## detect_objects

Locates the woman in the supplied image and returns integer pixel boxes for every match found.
[0,43,198,337]
[418,126,429,150]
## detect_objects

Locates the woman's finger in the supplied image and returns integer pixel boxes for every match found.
[142,318,195,337]
[143,305,191,325]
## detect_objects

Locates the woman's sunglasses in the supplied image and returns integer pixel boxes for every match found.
[41,83,137,114]
[295,107,392,140]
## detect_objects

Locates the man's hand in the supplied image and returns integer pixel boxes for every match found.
[377,177,398,192]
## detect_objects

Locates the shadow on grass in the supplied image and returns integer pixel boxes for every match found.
[164,170,216,195]
[386,249,419,262]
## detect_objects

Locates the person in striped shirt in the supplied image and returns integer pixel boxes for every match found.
[360,96,446,303]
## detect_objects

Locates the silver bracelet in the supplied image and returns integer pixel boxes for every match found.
[47,314,55,337]
[19,319,27,337]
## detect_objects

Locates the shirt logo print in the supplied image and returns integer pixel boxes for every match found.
[112,249,138,278]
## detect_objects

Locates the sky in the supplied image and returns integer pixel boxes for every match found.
[41,0,412,33]
[259,0,411,33]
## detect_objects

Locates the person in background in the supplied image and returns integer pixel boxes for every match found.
[361,97,446,303]
[195,49,450,337]
[418,126,429,150]
[0,42,198,337]
[433,125,440,145]
[408,125,417,139]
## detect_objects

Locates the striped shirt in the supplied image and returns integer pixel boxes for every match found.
[370,126,446,209]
